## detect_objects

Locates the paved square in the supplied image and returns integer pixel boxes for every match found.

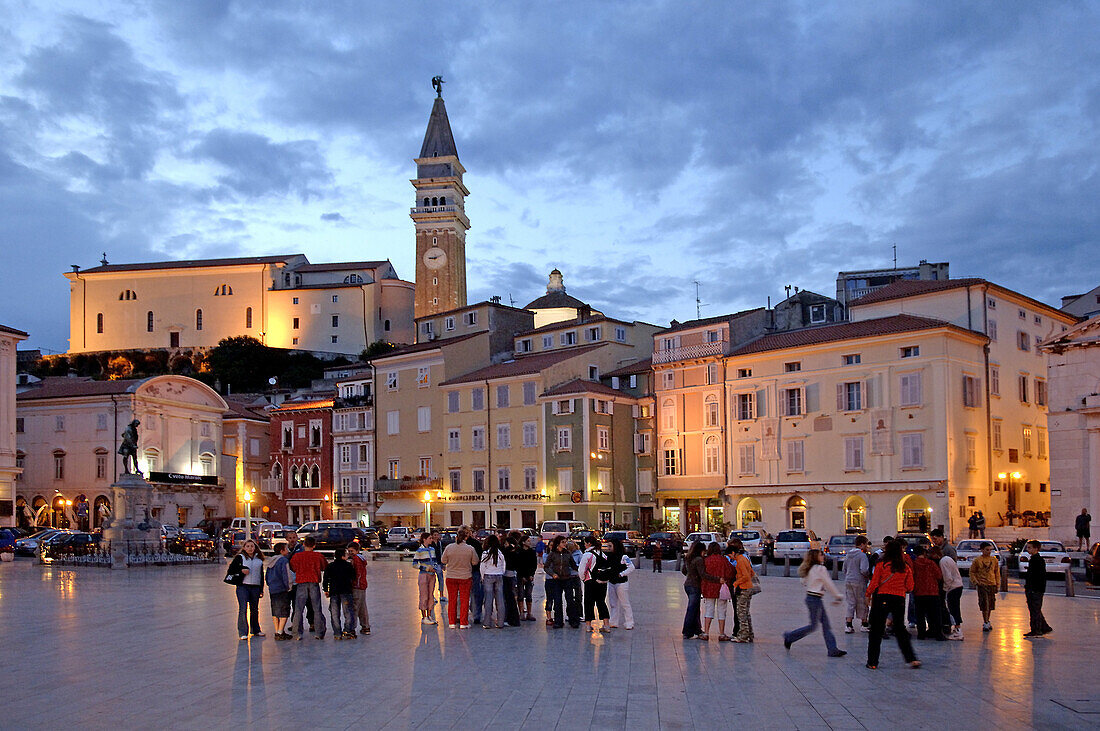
[1,558,1098,729]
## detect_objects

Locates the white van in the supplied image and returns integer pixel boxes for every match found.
[230,517,265,533]
[540,520,589,541]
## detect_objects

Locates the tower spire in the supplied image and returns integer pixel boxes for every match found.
[419,96,458,159]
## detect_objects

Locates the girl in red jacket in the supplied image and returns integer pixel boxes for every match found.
[865,540,920,669]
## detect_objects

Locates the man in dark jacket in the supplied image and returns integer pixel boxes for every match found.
[1022,541,1053,637]
[543,537,574,628]
[516,540,538,621]
[322,547,356,639]
[1076,509,1092,551]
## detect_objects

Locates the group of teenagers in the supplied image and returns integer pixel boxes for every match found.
[224,530,371,641]
[778,529,1051,669]
[412,527,637,633]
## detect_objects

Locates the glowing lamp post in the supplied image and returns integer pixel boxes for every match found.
[243,490,254,539]
[422,491,432,530]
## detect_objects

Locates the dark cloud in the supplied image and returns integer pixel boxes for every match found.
[190,129,332,200]
[320,211,344,222]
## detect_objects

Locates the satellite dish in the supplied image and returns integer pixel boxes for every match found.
[268,377,277,386]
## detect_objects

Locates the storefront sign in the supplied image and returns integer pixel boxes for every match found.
[444,494,487,502]
[492,493,548,503]
[149,471,219,486]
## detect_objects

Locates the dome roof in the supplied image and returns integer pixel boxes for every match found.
[524,290,588,310]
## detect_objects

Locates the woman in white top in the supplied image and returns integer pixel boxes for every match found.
[479,534,507,629]
[227,539,265,640]
[606,538,636,630]
[782,549,846,657]
[936,548,965,640]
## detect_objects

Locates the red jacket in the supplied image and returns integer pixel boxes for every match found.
[289,550,328,584]
[350,553,368,590]
[866,562,915,599]
[911,557,942,596]
[701,554,734,599]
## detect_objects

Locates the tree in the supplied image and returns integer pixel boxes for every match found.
[359,340,398,362]
[205,336,272,392]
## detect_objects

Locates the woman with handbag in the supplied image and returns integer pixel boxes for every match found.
[782,549,846,657]
[700,542,735,641]
[727,538,757,643]
[865,539,920,669]
[681,540,707,639]
[226,539,265,640]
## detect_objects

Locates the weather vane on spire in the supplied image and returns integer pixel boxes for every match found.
[432,75,445,98]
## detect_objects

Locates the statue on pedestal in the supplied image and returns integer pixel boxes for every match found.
[118,419,142,476]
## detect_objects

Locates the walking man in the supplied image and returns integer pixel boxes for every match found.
[844,535,871,633]
[1023,540,1053,638]
[969,542,1000,631]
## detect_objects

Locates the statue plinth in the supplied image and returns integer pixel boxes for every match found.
[103,473,163,570]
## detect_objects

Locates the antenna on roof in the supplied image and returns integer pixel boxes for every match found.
[892,243,897,273]
[508,294,515,307]
[694,281,708,319]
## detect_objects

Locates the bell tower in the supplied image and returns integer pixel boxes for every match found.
[412,77,469,320]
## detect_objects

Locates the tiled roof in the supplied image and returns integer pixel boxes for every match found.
[524,290,589,311]
[371,332,484,361]
[659,308,765,334]
[294,261,388,273]
[17,377,146,400]
[224,399,271,421]
[414,300,533,322]
[604,358,651,377]
[729,314,984,357]
[0,324,28,337]
[420,96,459,159]
[514,315,631,337]
[270,399,334,413]
[542,379,632,399]
[439,343,607,386]
[847,278,986,306]
[77,254,302,274]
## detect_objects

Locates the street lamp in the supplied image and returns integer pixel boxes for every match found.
[422,490,432,530]
[243,490,254,539]
[324,492,331,519]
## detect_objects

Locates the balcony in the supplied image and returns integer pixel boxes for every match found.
[334,394,373,408]
[260,478,282,495]
[410,205,458,215]
[375,476,443,493]
[334,491,372,507]
[652,340,728,364]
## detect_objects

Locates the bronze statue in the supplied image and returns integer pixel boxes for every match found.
[118,419,142,475]
[432,75,445,98]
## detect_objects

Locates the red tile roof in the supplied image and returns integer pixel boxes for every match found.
[439,343,607,385]
[270,398,334,413]
[541,378,632,399]
[224,399,271,421]
[847,278,986,306]
[371,331,484,360]
[658,308,765,334]
[77,254,302,274]
[604,358,651,377]
[729,315,984,357]
[17,377,147,400]
[294,261,389,273]
[514,315,632,337]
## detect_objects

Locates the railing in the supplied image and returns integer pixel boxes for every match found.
[845,286,877,300]
[334,491,372,506]
[334,395,373,408]
[41,541,219,567]
[652,340,728,364]
[260,478,282,495]
[410,205,458,215]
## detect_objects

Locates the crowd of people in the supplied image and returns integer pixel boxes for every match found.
[225,525,1057,664]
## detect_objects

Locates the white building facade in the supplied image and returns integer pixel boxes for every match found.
[1,324,28,527]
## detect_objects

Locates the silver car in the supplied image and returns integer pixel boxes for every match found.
[954,540,1006,573]
[773,529,822,560]
[683,532,726,554]
[728,529,770,558]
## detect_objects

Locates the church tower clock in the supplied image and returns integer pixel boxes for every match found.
[412,77,469,321]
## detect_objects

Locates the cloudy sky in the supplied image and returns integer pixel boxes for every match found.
[2,1,1098,352]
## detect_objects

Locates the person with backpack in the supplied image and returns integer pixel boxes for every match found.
[264,542,293,640]
[606,537,636,630]
[727,538,757,643]
[865,539,919,669]
[577,534,612,634]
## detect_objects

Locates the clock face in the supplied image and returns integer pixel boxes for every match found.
[423,246,447,270]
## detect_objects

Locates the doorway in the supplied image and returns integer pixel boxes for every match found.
[521,510,536,530]
[450,510,463,527]
[471,511,486,530]
[787,496,807,529]
[495,510,511,529]
[169,331,180,348]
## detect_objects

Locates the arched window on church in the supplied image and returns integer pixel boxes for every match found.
[423,197,429,207]
[147,311,154,332]
[245,307,253,329]
[439,196,445,205]
[431,197,438,206]
[195,309,203,331]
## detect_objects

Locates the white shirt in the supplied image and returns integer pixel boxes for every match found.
[480,548,507,576]
[801,564,842,599]
[577,550,603,582]
[241,555,264,586]
[939,555,964,591]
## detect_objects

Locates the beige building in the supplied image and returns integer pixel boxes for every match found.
[223,398,271,521]
[64,254,414,356]
[16,375,230,529]
[1,324,28,527]
[331,369,375,523]
[1041,315,1100,544]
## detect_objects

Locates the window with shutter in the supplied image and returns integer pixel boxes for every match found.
[844,437,864,470]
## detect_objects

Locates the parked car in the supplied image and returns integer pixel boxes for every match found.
[0,528,18,553]
[540,520,590,540]
[569,529,601,545]
[307,527,374,556]
[1017,540,1072,576]
[1084,542,1100,584]
[773,529,822,560]
[602,531,645,557]
[358,528,381,550]
[386,526,415,546]
[896,532,931,551]
[15,529,70,556]
[160,525,180,543]
[45,532,101,557]
[222,530,248,554]
[167,529,215,555]
[824,534,863,566]
[683,532,726,554]
[517,528,541,547]
[728,529,772,558]
[197,517,232,540]
[643,531,685,559]
[955,539,1007,573]
[297,520,358,535]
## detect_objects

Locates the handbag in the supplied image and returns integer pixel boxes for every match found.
[223,557,243,586]
[718,582,732,601]
[749,571,762,595]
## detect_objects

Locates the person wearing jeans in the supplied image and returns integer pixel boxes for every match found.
[479,534,507,628]
[322,547,356,639]
[228,539,265,640]
[865,539,919,669]
[783,549,846,657]
[680,541,706,639]
[542,537,572,628]
[289,536,328,640]
[565,541,583,628]
[346,543,371,636]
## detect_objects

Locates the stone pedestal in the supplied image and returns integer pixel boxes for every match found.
[102,473,162,570]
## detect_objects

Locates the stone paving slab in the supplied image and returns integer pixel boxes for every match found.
[1,558,1098,729]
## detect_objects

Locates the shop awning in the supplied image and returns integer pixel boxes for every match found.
[375,498,425,516]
